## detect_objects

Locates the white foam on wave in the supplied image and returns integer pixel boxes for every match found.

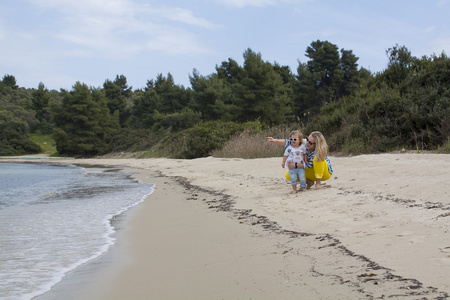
[0,164,155,300]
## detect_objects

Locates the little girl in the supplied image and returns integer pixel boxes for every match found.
[282,130,307,193]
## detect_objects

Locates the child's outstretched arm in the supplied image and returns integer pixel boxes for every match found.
[266,137,287,146]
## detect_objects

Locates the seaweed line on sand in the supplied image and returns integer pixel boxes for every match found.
[168,174,449,300]
[338,187,450,218]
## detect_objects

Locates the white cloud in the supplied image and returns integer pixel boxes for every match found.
[3,0,448,90]
[26,0,216,58]
[156,7,218,29]
[216,0,313,8]
[144,32,211,55]
[29,0,134,16]
[216,0,277,8]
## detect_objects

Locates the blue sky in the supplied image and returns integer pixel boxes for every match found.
[1,0,449,91]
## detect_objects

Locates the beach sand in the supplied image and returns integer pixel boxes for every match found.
[5,153,449,299]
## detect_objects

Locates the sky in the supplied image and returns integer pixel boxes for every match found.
[1,0,449,91]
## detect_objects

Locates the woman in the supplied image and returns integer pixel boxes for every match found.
[267,131,333,189]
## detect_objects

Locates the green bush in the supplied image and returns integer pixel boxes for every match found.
[0,128,41,155]
[101,128,160,153]
[176,121,242,159]
[151,108,202,133]
[156,120,264,159]
[29,133,56,154]
[437,138,450,153]
[304,78,449,154]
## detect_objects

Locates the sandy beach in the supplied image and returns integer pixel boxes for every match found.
[4,153,450,299]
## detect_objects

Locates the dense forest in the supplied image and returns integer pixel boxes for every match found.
[1,40,449,158]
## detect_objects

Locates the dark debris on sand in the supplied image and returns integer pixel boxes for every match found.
[169,174,448,299]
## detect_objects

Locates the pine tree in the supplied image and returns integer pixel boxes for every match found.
[53,82,112,156]
[217,49,294,125]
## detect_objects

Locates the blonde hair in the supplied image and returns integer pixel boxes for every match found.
[290,130,303,141]
[310,131,328,161]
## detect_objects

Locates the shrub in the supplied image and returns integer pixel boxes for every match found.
[212,126,302,159]
[437,138,450,153]
[0,128,41,155]
[101,128,160,154]
[151,108,202,133]
[154,120,265,159]
[211,130,282,158]
[173,121,242,158]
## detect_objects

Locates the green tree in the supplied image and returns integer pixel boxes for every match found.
[216,49,294,125]
[0,78,32,109]
[152,73,190,114]
[273,63,294,85]
[295,40,360,117]
[130,74,192,131]
[215,58,246,121]
[52,82,113,156]
[130,86,159,129]
[305,40,341,103]
[103,79,128,126]
[0,110,40,155]
[378,44,416,88]
[30,83,53,134]
[216,58,244,85]
[241,49,294,124]
[304,49,450,153]
[402,52,450,147]
[189,69,236,121]
[338,49,360,98]
[152,107,202,132]
[293,62,317,121]
[2,74,18,90]
[31,83,51,121]
[113,74,133,97]
[104,79,125,114]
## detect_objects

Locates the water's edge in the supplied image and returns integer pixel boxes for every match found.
[0,161,154,300]
[33,162,154,300]
[33,199,144,300]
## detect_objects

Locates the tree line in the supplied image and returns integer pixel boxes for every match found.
[1,40,449,157]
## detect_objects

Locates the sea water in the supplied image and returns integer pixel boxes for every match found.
[0,162,154,300]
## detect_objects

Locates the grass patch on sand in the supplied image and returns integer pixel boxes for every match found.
[29,133,57,155]
[211,127,293,159]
